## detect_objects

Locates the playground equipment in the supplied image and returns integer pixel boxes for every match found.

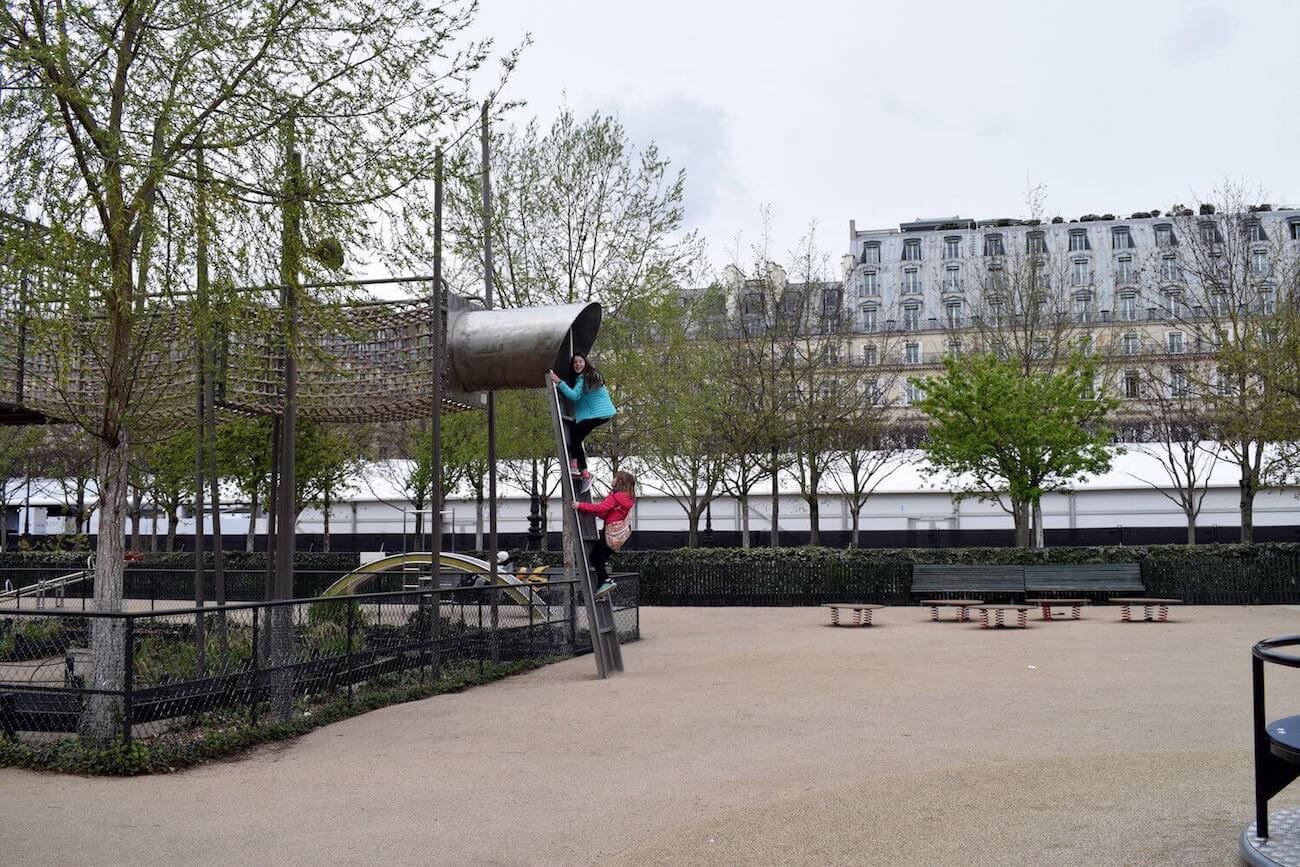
[1242,634,1300,865]
[322,551,545,611]
[545,376,623,677]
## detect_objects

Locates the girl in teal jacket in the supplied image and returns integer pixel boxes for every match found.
[548,355,616,488]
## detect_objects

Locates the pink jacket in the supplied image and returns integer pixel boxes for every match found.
[576,491,634,526]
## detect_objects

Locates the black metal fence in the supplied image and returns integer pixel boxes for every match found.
[0,575,639,746]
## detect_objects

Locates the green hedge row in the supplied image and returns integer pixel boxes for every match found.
[501,544,1300,606]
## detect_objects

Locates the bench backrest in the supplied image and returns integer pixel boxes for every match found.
[1023,563,1143,592]
[911,564,1026,594]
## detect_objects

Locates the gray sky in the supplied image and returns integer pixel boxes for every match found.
[474,0,1300,272]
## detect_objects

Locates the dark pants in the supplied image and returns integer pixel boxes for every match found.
[589,538,613,586]
[565,416,610,470]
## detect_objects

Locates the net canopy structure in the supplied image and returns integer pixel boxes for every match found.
[0,286,481,429]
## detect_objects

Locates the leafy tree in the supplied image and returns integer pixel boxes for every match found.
[2,0,498,740]
[915,353,1117,548]
[215,417,275,552]
[0,427,41,550]
[449,106,702,315]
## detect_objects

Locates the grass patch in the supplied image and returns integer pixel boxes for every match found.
[0,656,564,776]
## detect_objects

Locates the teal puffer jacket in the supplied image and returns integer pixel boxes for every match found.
[556,375,617,422]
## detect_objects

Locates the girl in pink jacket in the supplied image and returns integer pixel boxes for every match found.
[574,470,636,598]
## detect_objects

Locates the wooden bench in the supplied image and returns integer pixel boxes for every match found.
[1024,598,1088,621]
[1023,563,1143,597]
[918,599,984,622]
[1110,597,1182,622]
[822,603,884,627]
[972,604,1032,629]
[911,565,1026,599]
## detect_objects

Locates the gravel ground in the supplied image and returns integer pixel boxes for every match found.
[3,604,1300,865]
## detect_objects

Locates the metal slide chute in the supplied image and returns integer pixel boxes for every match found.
[322,551,545,610]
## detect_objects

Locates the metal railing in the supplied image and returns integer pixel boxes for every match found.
[0,574,640,745]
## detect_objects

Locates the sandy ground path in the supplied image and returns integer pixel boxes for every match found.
[4,605,1300,865]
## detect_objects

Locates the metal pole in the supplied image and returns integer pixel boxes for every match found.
[430,147,444,556]
[197,140,227,659]
[481,104,499,661]
[193,279,207,673]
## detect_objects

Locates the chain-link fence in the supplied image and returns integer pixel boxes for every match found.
[0,574,639,747]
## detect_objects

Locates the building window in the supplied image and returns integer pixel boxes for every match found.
[946,340,963,357]
[1072,295,1091,323]
[904,342,920,364]
[741,292,763,316]
[862,344,879,365]
[902,269,921,294]
[1155,224,1174,247]
[943,266,961,293]
[945,300,963,326]
[903,381,924,406]
[1071,259,1090,287]
[988,298,1006,323]
[1123,333,1139,355]
[825,343,841,364]
[944,237,962,259]
[1078,334,1094,356]
[1260,289,1276,315]
[1160,255,1180,283]
[863,379,881,405]
[1115,255,1134,284]
[822,286,840,313]
[1169,368,1189,398]
[1162,289,1183,317]
[1251,250,1270,277]
[1124,370,1141,399]
[1032,338,1048,360]
[983,234,1005,256]
[1248,222,1267,243]
[1291,220,1300,241]
[863,242,881,264]
[1112,227,1135,249]
[903,238,922,261]
[860,305,878,331]
[1210,291,1228,316]
[902,304,920,330]
[1216,369,1234,395]
[1167,331,1184,354]
[1119,294,1137,321]
[1026,232,1047,255]
[1199,221,1220,245]
[860,270,878,296]
[1069,229,1090,252]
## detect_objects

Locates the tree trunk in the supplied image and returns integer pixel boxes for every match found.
[1239,448,1256,544]
[322,491,331,552]
[850,506,861,548]
[85,434,129,744]
[1032,500,1045,549]
[1012,499,1029,548]
[1185,509,1197,545]
[128,488,142,551]
[474,489,484,551]
[807,495,820,546]
[166,508,177,551]
[246,494,259,552]
[686,504,699,548]
[769,449,780,548]
[75,485,87,535]
[739,493,750,549]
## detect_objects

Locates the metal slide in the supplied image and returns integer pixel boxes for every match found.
[322,551,545,611]
[0,569,91,608]
[545,376,624,677]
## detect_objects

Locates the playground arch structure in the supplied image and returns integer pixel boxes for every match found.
[0,255,602,605]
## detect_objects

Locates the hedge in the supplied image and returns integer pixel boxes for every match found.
[500,543,1300,606]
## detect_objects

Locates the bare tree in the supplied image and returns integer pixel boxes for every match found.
[1144,183,1300,542]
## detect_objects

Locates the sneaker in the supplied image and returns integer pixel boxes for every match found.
[594,580,617,599]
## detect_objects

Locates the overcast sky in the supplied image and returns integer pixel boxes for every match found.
[473,0,1300,274]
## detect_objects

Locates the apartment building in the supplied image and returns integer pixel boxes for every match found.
[839,207,1300,415]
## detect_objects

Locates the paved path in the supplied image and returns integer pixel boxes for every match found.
[4,605,1300,865]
